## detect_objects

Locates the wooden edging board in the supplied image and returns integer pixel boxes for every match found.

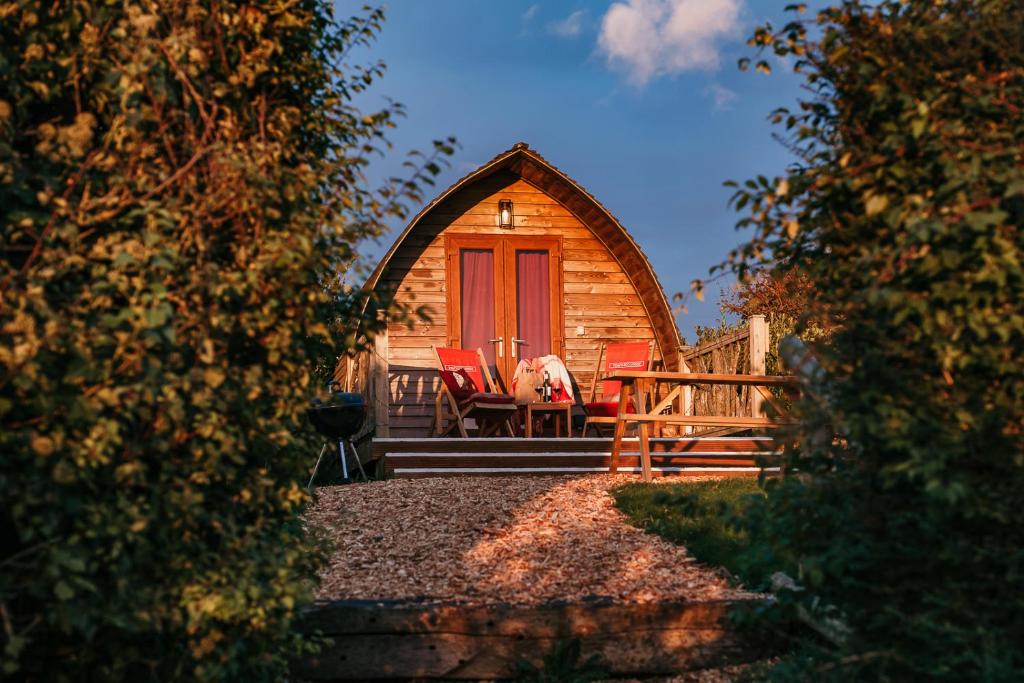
[294,597,778,680]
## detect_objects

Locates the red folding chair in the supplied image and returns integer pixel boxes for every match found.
[582,341,654,437]
[432,346,517,437]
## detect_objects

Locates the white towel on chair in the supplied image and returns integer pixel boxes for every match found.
[529,355,574,402]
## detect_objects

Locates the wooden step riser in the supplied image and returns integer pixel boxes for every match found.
[388,468,772,479]
[384,454,763,468]
[374,437,781,478]
[372,437,777,458]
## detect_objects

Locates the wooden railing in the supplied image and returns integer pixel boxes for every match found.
[603,370,798,480]
[674,315,769,434]
[332,348,383,445]
[335,314,777,444]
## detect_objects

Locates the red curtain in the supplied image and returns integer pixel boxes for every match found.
[516,250,550,358]
[460,249,495,367]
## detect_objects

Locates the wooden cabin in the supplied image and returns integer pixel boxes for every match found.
[348,143,682,439]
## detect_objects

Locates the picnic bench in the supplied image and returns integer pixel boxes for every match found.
[604,371,799,482]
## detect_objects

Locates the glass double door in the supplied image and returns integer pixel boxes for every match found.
[446,234,563,390]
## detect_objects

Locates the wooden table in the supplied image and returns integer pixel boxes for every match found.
[524,401,574,438]
[603,371,798,482]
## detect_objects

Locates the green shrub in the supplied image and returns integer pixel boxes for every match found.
[0,3,449,679]
[722,1,1024,679]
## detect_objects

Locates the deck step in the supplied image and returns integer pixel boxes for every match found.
[372,436,778,456]
[374,437,780,478]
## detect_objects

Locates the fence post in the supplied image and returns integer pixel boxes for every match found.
[372,313,390,437]
[749,315,767,417]
[678,346,693,434]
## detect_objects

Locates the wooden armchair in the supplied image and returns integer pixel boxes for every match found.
[432,346,517,437]
[581,341,654,437]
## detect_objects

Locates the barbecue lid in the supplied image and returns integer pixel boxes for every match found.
[308,384,367,440]
[311,380,366,408]
[311,391,365,408]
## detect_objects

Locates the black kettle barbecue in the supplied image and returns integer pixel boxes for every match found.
[307,382,367,487]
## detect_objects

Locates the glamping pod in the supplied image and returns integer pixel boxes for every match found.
[353,143,681,438]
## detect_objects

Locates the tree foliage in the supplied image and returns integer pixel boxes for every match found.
[686,271,817,378]
[0,2,449,679]
[720,270,812,323]
[720,270,827,375]
[724,1,1024,679]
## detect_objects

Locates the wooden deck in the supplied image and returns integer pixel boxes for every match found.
[373,436,779,478]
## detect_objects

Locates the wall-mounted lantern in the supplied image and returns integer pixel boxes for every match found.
[498,199,513,229]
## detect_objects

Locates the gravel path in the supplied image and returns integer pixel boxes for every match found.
[308,475,754,606]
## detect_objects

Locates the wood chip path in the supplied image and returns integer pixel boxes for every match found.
[309,475,754,606]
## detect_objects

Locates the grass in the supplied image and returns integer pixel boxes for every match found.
[612,478,781,588]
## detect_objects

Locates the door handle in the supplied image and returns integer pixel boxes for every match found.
[511,337,527,358]
[488,336,504,358]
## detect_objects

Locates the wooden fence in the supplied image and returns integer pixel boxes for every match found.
[331,347,384,458]
[674,315,769,434]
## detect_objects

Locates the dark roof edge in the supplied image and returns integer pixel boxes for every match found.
[362,142,682,353]
[362,143,528,292]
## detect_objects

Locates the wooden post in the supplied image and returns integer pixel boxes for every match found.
[635,379,653,482]
[372,322,390,437]
[682,385,693,434]
[749,315,767,418]
[679,347,693,434]
[609,383,631,474]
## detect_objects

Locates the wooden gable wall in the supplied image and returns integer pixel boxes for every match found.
[377,171,661,437]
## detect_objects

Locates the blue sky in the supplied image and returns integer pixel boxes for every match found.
[337,1,811,342]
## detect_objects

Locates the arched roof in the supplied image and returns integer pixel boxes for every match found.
[366,142,681,370]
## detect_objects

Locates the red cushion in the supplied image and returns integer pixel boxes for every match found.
[583,401,636,418]
[459,392,516,409]
[449,376,475,402]
[444,368,480,402]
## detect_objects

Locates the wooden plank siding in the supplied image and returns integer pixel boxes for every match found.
[379,175,660,435]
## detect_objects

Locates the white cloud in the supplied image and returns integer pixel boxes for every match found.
[706,82,737,110]
[548,9,587,38]
[597,0,744,85]
[522,3,540,22]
